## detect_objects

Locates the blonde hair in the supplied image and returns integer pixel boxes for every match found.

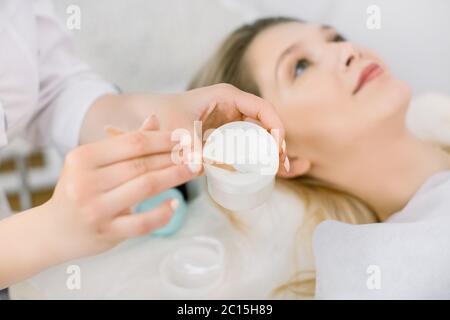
[189,17,379,299]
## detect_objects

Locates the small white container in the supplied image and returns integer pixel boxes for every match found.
[203,121,279,211]
[159,236,225,298]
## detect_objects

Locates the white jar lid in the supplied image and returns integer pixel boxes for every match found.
[203,121,279,209]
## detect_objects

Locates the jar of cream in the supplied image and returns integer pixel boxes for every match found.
[203,121,279,211]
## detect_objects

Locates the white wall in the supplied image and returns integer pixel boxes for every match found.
[52,0,450,94]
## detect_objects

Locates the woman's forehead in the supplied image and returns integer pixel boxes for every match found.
[248,22,329,56]
[244,23,323,94]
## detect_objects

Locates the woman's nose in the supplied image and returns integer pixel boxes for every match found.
[339,42,360,71]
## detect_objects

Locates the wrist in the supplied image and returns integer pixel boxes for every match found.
[28,202,70,267]
[80,93,143,144]
[0,203,68,287]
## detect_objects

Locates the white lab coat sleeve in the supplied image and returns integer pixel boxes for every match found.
[25,0,117,155]
[0,101,7,148]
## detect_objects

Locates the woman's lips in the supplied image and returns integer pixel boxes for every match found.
[353,63,384,94]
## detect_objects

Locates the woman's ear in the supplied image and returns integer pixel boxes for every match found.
[277,156,311,179]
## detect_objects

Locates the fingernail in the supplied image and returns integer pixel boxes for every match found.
[281,139,287,155]
[188,162,202,174]
[139,115,153,130]
[187,152,202,173]
[104,125,126,136]
[283,156,290,173]
[270,128,281,147]
[142,115,152,126]
[170,198,179,210]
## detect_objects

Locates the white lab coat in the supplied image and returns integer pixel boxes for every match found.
[0,0,116,154]
[0,0,116,218]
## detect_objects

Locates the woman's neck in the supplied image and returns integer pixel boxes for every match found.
[321,130,450,221]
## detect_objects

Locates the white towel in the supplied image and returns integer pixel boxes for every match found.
[313,170,450,299]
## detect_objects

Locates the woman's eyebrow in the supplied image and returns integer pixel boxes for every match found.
[273,27,341,81]
[274,42,302,80]
[321,25,342,39]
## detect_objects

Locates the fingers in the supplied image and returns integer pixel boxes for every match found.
[80,130,178,168]
[220,84,286,145]
[101,163,200,214]
[95,115,176,190]
[197,84,287,162]
[108,199,178,238]
[95,152,174,191]
[140,114,160,131]
[105,114,160,137]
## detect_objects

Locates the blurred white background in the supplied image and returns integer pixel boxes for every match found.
[53,0,450,95]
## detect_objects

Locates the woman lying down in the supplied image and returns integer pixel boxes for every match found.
[11,17,450,299]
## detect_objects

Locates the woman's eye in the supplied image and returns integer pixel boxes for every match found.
[295,59,310,77]
[333,34,346,42]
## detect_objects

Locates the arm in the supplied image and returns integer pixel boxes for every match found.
[79,85,287,153]
[79,93,183,144]
[0,205,64,288]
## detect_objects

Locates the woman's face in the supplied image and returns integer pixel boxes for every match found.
[244,22,411,179]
